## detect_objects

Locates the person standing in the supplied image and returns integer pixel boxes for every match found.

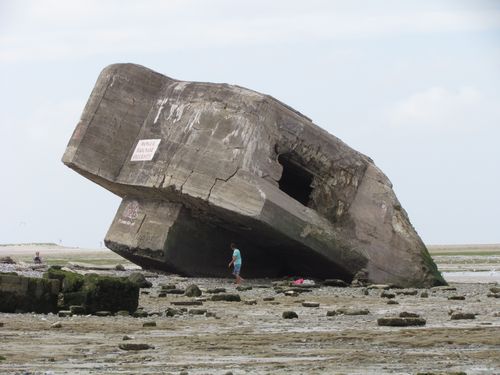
[228,242,244,284]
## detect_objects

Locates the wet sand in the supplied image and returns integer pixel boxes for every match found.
[0,245,499,374]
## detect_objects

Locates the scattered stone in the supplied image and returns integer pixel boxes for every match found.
[420,291,429,298]
[450,312,475,320]
[263,297,275,301]
[351,269,369,287]
[302,301,320,308]
[432,286,456,291]
[51,321,62,329]
[164,289,185,295]
[115,264,125,271]
[206,288,226,294]
[448,295,465,300]
[171,300,204,306]
[158,292,167,297]
[399,311,420,318]
[322,279,349,287]
[0,322,4,327]
[58,310,72,317]
[180,371,189,375]
[128,272,152,288]
[367,284,391,290]
[338,308,370,315]
[244,299,257,305]
[165,307,182,317]
[395,289,418,296]
[284,290,299,297]
[210,294,241,302]
[194,297,207,302]
[143,321,157,327]
[236,285,253,291]
[380,291,396,299]
[283,287,312,294]
[189,309,207,315]
[490,286,500,294]
[282,311,298,319]
[326,310,337,317]
[118,343,153,351]
[133,310,148,318]
[141,290,150,295]
[122,335,133,340]
[487,293,500,298]
[493,312,500,317]
[70,305,86,315]
[387,300,399,305]
[184,284,202,297]
[0,256,15,264]
[95,311,112,317]
[377,317,426,327]
[205,312,217,318]
[159,283,177,290]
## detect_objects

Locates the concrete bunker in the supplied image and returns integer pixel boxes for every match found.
[277,153,314,207]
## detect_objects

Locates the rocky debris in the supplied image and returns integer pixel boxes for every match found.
[450,312,475,320]
[329,308,370,316]
[0,322,4,327]
[188,309,207,315]
[122,335,133,340]
[58,310,72,317]
[206,288,226,294]
[490,286,500,294]
[171,300,204,306]
[206,312,217,318]
[263,297,275,301]
[116,310,130,316]
[351,269,369,287]
[377,317,426,327]
[163,288,185,295]
[380,291,396,299]
[210,294,241,302]
[118,343,154,351]
[285,290,299,297]
[432,286,456,292]
[0,272,60,313]
[420,291,429,298]
[165,307,182,317]
[51,321,62,329]
[493,312,500,317]
[399,312,420,318]
[143,321,157,327]
[302,301,320,308]
[63,63,445,288]
[128,272,152,288]
[395,289,418,296]
[115,264,125,271]
[282,287,313,294]
[448,295,465,300]
[159,283,177,290]
[322,279,349,287]
[487,293,500,298]
[367,284,391,290]
[133,309,148,318]
[387,300,399,305]
[95,311,112,317]
[184,284,202,297]
[236,285,253,291]
[282,311,298,319]
[244,299,257,305]
[0,257,16,264]
[70,305,85,315]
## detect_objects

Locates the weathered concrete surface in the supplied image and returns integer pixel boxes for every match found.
[62,63,445,287]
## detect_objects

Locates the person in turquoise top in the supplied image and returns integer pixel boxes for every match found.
[228,242,244,284]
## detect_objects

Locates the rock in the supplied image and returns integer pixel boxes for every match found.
[490,286,500,294]
[118,343,153,351]
[165,307,182,317]
[58,310,72,317]
[448,295,465,300]
[164,289,185,295]
[326,310,337,316]
[0,256,16,264]
[51,321,62,329]
[387,300,399,305]
[399,311,420,318]
[128,272,152,288]
[282,311,298,319]
[171,300,204,306]
[122,335,133,340]
[0,322,4,327]
[377,317,426,326]
[263,297,275,301]
[69,305,86,315]
[210,294,241,302]
[133,310,148,318]
[282,287,312,294]
[95,311,112,317]
[380,291,396,299]
[284,290,299,297]
[206,288,226,294]
[188,309,207,315]
[322,279,349,287]
[432,286,456,291]
[205,312,217,318]
[487,293,500,298]
[244,299,257,305]
[116,310,130,316]
[63,63,445,288]
[450,312,475,320]
[302,301,320,308]
[142,321,156,327]
[115,264,125,271]
[159,283,177,290]
[184,284,202,297]
[236,285,253,291]
[395,289,418,296]
[336,308,370,316]
[493,312,500,317]
[420,291,429,298]
[367,284,391,290]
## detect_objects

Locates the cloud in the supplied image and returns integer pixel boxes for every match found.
[387,86,499,132]
[1,0,500,62]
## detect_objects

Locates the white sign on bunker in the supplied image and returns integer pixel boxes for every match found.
[131,139,161,161]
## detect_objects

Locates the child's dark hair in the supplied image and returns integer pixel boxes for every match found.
[230,242,236,248]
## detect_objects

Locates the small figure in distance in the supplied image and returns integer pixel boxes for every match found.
[33,251,42,264]
[228,242,244,285]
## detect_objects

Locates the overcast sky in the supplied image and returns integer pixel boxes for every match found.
[1,0,499,248]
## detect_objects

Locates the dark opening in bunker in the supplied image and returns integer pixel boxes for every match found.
[278,154,313,206]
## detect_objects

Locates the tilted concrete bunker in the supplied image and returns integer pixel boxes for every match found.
[63,63,445,287]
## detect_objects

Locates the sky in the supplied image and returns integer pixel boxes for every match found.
[0,0,499,248]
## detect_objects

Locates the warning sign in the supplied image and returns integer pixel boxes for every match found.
[131,139,161,161]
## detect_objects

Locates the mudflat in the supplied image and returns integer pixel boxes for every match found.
[0,245,499,374]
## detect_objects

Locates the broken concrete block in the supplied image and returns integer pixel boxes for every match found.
[63,63,445,287]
